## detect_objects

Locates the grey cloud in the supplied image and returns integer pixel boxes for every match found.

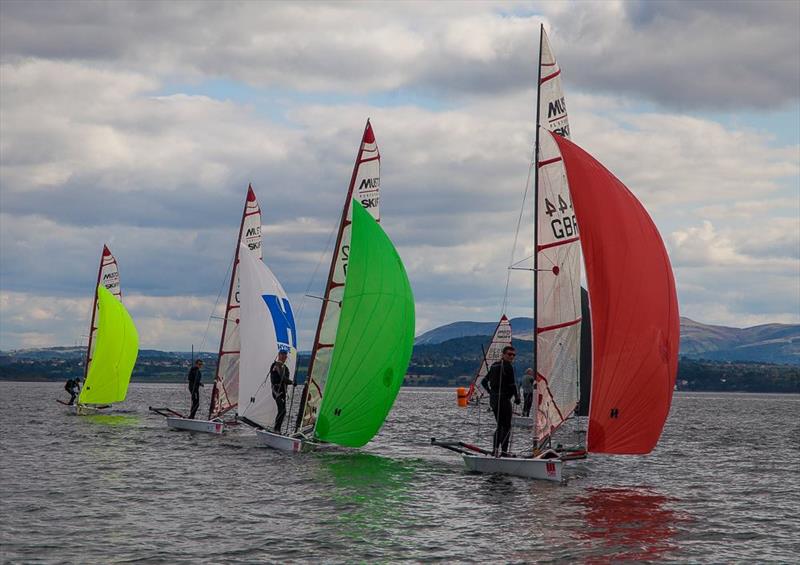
[3,1,796,109]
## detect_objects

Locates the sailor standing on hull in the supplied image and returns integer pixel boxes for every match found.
[187,360,204,419]
[481,346,521,456]
[270,349,295,432]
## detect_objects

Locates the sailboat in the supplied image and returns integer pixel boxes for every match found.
[256,121,416,452]
[149,185,263,433]
[465,315,513,405]
[60,245,139,414]
[432,26,679,481]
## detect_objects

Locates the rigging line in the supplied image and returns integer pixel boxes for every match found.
[298,218,339,315]
[501,151,536,315]
[198,255,234,354]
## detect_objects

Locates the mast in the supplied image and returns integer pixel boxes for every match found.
[82,246,107,380]
[209,184,261,418]
[532,24,544,447]
[297,119,378,432]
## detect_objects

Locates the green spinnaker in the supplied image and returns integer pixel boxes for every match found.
[79,285,139,405]
[315,200,415,447]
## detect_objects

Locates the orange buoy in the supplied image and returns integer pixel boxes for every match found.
[456,387,468,407]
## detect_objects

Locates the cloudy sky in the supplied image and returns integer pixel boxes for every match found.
[1,0,798,351]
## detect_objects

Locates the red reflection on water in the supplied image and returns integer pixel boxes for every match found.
[575,487,690,563]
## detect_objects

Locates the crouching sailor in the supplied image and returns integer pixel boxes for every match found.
[64,376,81,405]
[270,349,295,432]
[481,346,520,457]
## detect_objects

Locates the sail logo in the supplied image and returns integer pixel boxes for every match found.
[358,177,380,192]
[245,226,261,238]
[262,294,297,349]
[548,97,567,118]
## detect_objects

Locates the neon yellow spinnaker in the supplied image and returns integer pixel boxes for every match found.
[315,200,415,447]
[79,285,139,404]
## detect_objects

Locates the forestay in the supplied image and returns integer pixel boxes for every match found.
[466,315,512,403]
[79,285,139,405]
[210,186,263,418]
[551,131,679,454]
[301,121,381,430]
[314,201,415,447]
[237,245,297,430]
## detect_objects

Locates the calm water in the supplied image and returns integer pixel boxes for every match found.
[1,383,798,564]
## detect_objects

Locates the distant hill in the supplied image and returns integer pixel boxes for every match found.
[415,316,800,365]
[415,317,534,345]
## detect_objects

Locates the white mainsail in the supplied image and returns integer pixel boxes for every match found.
[237,244,297,430]
[83,245,123,379]
[467,315,513,403]
[299,120,380,430]
[533,26,580,443]
[538,27,571,141]
[210,185,263,418]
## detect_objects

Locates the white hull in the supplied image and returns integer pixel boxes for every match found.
[166,417,224,434]
[254,429,313,453]
[512,415,534,428]
[462,454,562,482]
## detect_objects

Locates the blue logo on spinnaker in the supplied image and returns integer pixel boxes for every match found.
[262,294,297,349]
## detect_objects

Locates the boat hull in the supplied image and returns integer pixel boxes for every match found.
[462,454,562,482]
[255,429,312,453]
[512,415,534,428]
[63,403,112,415]
[166,417,224,434]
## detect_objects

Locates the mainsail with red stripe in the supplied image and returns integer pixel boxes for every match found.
[299,120,380,430]
[209,185,263,418]
[533,25,580,442]
[466,315,512,403]
[83,245,123,379]
[551,131,679,454]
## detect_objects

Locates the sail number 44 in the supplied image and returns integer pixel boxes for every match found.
[544,195,578,239]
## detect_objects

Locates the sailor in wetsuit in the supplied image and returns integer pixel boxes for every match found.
[187,360,204,419]
[481,346,521,457]
[64,377,81,405]
[270,350,294,432]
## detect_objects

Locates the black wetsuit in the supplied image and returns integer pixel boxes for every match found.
[481,360,519,454]
[187,366,202,419]
[270,362,292,432]
[64,378,79,405]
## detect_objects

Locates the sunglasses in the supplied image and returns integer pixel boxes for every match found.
[505,352,516,357]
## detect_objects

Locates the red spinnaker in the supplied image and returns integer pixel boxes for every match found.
[551,132,679,455]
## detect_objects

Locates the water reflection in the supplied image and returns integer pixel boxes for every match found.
[314,453,422,548]
[575,487,689,562]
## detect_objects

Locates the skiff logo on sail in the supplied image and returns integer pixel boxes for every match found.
[261,295,297,349]
[358,177,380,192]
[245,225,262,251]
[548,97,567,119]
